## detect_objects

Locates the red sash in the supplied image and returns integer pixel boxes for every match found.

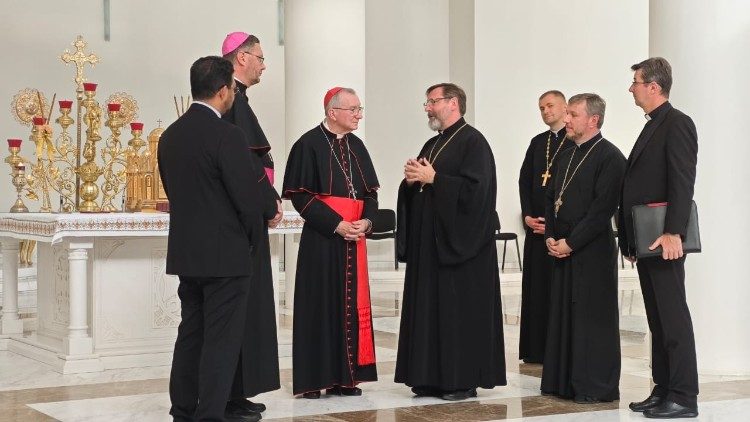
[316,195,376,366]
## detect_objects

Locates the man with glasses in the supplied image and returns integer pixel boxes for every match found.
[394,83,507,401]
[282,87,379,399]
[220,31,281,420]
[518,90,572,364]
[621,57,699,419]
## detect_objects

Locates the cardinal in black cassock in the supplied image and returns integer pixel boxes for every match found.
[518,123,572,363]
[541,94,626,403]
[282,87,379,397]
[395,83,506,401]
[220,32,280,417]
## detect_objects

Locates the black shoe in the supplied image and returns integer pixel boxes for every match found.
[441,388,477,401]
[574,395,613,404]
[326,385,362,396]
[644,400,698,418]
[629,395,664,412]
[302,390,321,399]
[228,398,266,414]
[411,386,442,397]
[224,409,262,422]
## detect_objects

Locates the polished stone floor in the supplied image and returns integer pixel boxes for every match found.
[1,269,749,421]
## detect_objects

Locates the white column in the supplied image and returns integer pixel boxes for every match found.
[64,240,94,355]
[1,238,23,335]
[650,0,750,375]
[283,0,366,311]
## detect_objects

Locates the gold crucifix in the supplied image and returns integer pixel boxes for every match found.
[60,35,99,90]
[541,170,551,187]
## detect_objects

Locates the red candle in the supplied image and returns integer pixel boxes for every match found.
[130,122,144,131]
[7,139,22,148]
[83,82,98,92]
[59,100,73,109]
[32,117,47,126]
[108,103,121,112]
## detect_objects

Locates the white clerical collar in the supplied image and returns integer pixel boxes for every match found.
[193,101,221,118]
[322,120,346,139]
[645,113,652,121]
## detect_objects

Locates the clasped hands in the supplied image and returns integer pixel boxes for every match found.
[546,237,572,258]
[267,200,283,228]
[404,158,435,186]
[525,216,545,235]
[336,219,371,241]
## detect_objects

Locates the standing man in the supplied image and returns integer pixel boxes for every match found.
[542,93,625,404]
[221,31,282,419]
[282,87,379,399]
[518,90,572,364]
[395,83,506,401]
[159,56,263,422]
[621,57,699,419]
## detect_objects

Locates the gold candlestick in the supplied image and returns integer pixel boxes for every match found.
[52,101,78,212]
[77,84,103,212]
[28,118,53,212]
[99,104,127,212]
[6,139,29,213]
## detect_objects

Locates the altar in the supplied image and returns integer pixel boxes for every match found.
[0,211,303,374]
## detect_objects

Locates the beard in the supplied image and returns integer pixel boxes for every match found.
[427,115,442,131]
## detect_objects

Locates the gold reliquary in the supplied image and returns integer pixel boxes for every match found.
[124,125,168,212]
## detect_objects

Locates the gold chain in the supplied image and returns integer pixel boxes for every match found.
[428,123,468,163]
[554,137,605,214]
[545,130,568,172]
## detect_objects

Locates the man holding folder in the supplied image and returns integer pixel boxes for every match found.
[620,57,699,419]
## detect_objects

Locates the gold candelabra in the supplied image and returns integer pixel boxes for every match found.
[5,139,29,212]
[99,103,128,212]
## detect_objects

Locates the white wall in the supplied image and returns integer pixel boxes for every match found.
[0,0,285,207]
[474,0,649,266]
[364,0,450,211]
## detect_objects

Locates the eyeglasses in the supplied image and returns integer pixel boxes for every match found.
[630,81,650,86]
[332,106,364,114]
[240,50,265,64]
[423,97,453,107]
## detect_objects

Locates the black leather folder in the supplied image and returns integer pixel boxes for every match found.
[631,201,701,258]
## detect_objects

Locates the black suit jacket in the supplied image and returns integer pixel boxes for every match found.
[619,102,698,256]
[158,103,264,277]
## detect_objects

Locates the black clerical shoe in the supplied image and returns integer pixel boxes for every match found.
[629,395,664,412]
[228,398,266,414]
[411,386,442,397]
[574,395,612,404]
[643,400,698,418]
[302,390,321,399]
[224,409,262,422]
[441,388,477,401]
[326,385,362,396]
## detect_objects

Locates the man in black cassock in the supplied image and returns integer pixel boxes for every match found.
[542,93,625,403]
[518,90,572,364]
[395,83,506,401]
[221,32,282,419]
[282,87,379,399]
[621,58,699,419]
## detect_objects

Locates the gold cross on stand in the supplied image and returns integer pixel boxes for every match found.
[541,170,551,187]
[60,35,99,90]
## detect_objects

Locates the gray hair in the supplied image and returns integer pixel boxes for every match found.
[426,83,467,116]
[325,87,357,114]
[631,57,672,97]
[569,93,606,129]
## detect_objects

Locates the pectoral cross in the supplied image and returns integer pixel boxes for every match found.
[60,36,100,90]
[541,170,551,187]
[554,198,562,216]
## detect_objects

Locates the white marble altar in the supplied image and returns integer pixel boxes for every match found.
[0,211,303,374]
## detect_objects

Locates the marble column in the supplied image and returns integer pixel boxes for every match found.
[1,238,23,335]
[283,0,366,310]
[650,0,750,375]
[63,240,94,355]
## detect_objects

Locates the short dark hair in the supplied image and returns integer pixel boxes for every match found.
[224,34,261,64]
[569,93,606,129]
[426,83,467,115]
[631,57,672,97]
[539,90,566,102]
[190,56,234,101]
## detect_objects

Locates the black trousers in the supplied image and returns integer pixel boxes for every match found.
[637,256,698,408]
[169,275,250,422]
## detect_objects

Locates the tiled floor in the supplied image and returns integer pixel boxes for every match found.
[2,269,749,421]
